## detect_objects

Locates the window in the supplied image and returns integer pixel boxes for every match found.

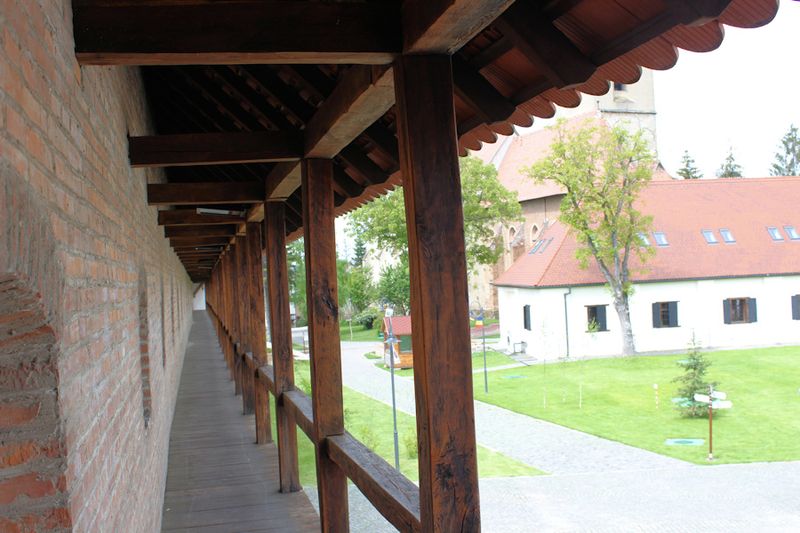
[538,238,553,254]
[652,301,678,328]
[586,305,608,332]
[792,295,800,321]
[719,228,736,243]
[529,240,543,254]
[530,224,540,243]
[767,226,784,241]
[523,305,531,331]
[701,230,718,244]
[785,226,800,240]
[638,232,650,246]
[653,231,669,246]
[613,82,626,91]
[723,297,757,324]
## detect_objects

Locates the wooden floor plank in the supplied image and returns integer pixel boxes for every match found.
[162,311,319,532]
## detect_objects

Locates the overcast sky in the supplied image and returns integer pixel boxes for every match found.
[654,2,800,178]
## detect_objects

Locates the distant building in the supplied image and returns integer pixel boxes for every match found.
[382,315,414,369]
[494,178,800,359]
[470,70,664,313]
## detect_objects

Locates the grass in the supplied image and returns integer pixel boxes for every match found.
[473,346,800,464]
[375,349,518,378]
[278,361,543,486]
[339,322,384,342]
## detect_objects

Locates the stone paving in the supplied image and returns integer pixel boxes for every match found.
[334,341,800,532]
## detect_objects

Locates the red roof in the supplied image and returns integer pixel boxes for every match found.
[475,114,673,202]
[384,315,412,337]
[494,177,800,288]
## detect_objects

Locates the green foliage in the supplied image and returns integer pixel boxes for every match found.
[673,337,716,418]
[770,124,800,176]
[677,150,702,179]
[403,432,418,459]
[716,148,743,177]
[377,257,411,314]
[351,232,368,267]
[347,156,522,273]
[524,120,655,354]
[287,239,307,322]
[354,310,379,330]
[358,425,380,451]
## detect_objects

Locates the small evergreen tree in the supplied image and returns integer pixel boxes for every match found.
[677,150,702,179]
[673,336,716,417]
[716,148,743,178]
[770,124,800,176]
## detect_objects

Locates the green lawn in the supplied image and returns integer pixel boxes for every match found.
[376,349,518,378]
[278,361,542,486]
[473,346,800,464]
[339,323,384,342]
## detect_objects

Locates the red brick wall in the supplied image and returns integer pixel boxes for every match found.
[1,1,194,530]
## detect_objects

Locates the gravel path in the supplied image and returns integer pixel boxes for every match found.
[339,341,687,475]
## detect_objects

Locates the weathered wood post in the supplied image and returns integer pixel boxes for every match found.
[394,54,481,532]
[247,222,271,441]
[265,202,301,492]
[302,158,349,531]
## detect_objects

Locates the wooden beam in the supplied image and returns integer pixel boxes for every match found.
[452,54,516,124]
[338,146,388,186]
[246,222,272,443]
[266,162,302,201]
[74,2,400,66]
[165,225,236,238]
[394,55,480,531]
[402,0,515,54]
[147,182,264,206]
[158,209,244,226]
[305,65,395,158]
[302,159,348,531]
[328,434,421,532]
[265,202,301,493]
[129,131,302,168]
[170,236,232,246]
[495,2,596,89]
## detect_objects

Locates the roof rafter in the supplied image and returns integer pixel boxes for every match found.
[74,2,401,65]
[148,182,265,206]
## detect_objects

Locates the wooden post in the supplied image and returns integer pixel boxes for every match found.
[247,222,272,443]
[232,243,243,397]
[238,235,256,414]
[302,158,349,532]
[265,202,301,492]
[394,55,481,532]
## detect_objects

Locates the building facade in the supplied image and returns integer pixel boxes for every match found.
[495,178,800,359]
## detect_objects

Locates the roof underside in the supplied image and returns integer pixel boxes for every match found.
[71,0,779,281]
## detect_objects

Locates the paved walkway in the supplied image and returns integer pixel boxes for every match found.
[162,312,318,532]
[338,341,800,532]
[340,342,686,475]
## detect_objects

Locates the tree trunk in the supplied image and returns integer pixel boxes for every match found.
[612,291,636,355]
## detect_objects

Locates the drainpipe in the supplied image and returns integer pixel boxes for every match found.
[563,288,572,358]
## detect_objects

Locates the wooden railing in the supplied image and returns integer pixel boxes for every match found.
[207,304,422,532]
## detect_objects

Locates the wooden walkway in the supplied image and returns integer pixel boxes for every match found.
[162,311,318,532]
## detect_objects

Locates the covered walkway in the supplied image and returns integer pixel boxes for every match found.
[161,311,318,532]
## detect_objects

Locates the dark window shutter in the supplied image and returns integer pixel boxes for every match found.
[597,305,607,331]
[668,301,678,327]
[723,299,731,324]
[748,298,757,323]
[792,295,800,320]
[652,302,661,328]
[523,305,531,331]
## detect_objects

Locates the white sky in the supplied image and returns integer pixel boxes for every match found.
[654,2,800,178]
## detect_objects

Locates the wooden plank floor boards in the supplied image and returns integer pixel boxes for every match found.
[162,311,319,532]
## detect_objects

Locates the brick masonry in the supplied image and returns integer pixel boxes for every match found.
[1,1,194,531]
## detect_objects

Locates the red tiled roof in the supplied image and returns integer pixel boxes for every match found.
[384,315,412,336]
[494,177,800,288]
[475,114,674,202]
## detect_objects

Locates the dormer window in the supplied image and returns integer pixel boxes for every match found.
[767,226,784,241]
[719,228,735,243]
[784,226,800,240]
[653,232,669,247]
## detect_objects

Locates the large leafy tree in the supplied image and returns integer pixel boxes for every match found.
[677,150,702,180]
[716,148,743,178]
[348,156,522,273]
[525,120,655,356]
[286,239,307,323]
[770,124,800,176]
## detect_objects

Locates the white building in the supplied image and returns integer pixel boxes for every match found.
[495,178,800,359]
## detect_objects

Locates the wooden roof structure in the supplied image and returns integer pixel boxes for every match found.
[74,0,777,282]
[73,2,779,531]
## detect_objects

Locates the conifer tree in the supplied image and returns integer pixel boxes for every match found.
[677,150,702,179]
[716,148,743,178]
[770,124,800,176]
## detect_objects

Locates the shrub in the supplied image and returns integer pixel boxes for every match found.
[355,311,378,330]
[403,432,418,459]
[359,425,380,451]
